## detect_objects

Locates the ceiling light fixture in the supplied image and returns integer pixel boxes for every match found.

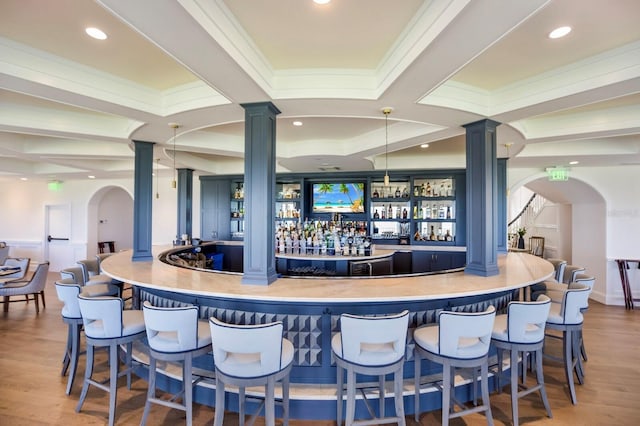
[88,175,95,179]
[169,123,180,189]
[569,160,579,165]
[549,26,571,39]
[85,27,107,40]
[293,121,303,126]
[313,0,331,4]
[420,143,429,149]
[382,107,393,187]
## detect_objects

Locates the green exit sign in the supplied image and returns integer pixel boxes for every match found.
[548,168,568,181]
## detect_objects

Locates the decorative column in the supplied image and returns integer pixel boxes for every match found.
[241,102,280,285]
[177,168,194,240]
[464,119,500,276]
[132,140,154,261]
[497,158,508,254]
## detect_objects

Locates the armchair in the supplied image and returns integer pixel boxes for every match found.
[1,262,49,313]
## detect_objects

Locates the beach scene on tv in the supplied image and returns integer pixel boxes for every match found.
[312,183,365,213]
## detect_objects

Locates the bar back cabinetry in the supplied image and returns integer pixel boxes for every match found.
[200,170,465,247]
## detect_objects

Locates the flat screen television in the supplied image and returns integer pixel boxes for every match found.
[312,182,365,213]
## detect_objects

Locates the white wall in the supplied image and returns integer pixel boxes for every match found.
[97,188,133,253]
[509,165,640,306]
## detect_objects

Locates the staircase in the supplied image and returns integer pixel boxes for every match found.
[508,193,547,247]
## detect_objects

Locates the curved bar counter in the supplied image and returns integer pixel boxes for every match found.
[101,248,553,420]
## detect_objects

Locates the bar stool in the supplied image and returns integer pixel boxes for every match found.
[547,259,567,282]
[491,295,552,426]
[209,317,294,426]
[414,306,496,426]
[55,279,118,395]
[141,302,212,426]
[77,258,113,286]
[331,310,409,426]
[572,274,595,363]
[544,283,591,405]
[76,293,146,426]
[562,265,586,284]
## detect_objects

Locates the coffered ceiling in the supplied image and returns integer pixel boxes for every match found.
[1,0,639,182]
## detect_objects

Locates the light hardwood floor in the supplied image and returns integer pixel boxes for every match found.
[1,273,638,425]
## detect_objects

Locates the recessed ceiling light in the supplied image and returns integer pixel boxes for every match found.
[86,27,107,40]
[569,161,579,165]
[20,177,28,181]
[292,121,303,126]
[88,175,96,179]
[313,0,331,4]
[420,144,430,148]
[549,26,571,39]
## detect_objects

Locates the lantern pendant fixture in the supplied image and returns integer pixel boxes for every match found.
[169,123,180,189]
[382,107,393,187]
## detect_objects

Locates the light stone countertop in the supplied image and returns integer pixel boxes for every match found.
[101,247,553,304]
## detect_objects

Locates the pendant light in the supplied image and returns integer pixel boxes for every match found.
[155,158,160,198]
[382,107,393,187]
[169,123,180,188]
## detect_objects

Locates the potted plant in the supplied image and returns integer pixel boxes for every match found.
[517,227,526,249]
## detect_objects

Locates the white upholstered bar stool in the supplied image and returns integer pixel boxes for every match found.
[491,295,552,426]
[141,302,212,426]
[572,274,595,363]
[209,318,294,426]
[547,259,567,283]
[562,265,586,284]
[332,310,409,426]
[55,281,84,395]
[544,283,591,405]
[76,293,146,426]
[414,306,496,426]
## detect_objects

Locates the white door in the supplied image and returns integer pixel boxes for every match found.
[45,204,72,272]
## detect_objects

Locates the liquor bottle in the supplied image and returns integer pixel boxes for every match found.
[413,206,418,219]
[402,187,409,198]
[446,183,452,197]
[429,225,436,241]
[387,204,393,218]
[432,203,438,219]
[445,230,453,241]
[373,187,379,198]
[425,205,431,219]
[395,187,401,198]
[446,206,451,219]
[426,181,432,197]
[413,185,419,197]
[402,207,408,219]
[439,204,446,219]
[373,209,379,219]
[440,183,445,197]
[437,226,444,241]
[395,206,401,219]
[381,207,386,219]
[421,183,427,197]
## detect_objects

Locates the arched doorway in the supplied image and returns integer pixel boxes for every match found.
[510,174,607,303]
[86,186,133,258]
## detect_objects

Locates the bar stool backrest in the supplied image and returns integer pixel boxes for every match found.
[558,284,591,325]
[143,301,199,352]
[571,273,595,290]
[77,259,100,283]
[506,295,551,344]
[55,281,82,319]
[438,305,496,358]
[210,318,284,377]
[77,295,124,338]
[60,267,85,286]
[338,310,409,366]
[562,265,586,284]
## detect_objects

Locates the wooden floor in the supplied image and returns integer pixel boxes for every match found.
[1,273,638,425]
